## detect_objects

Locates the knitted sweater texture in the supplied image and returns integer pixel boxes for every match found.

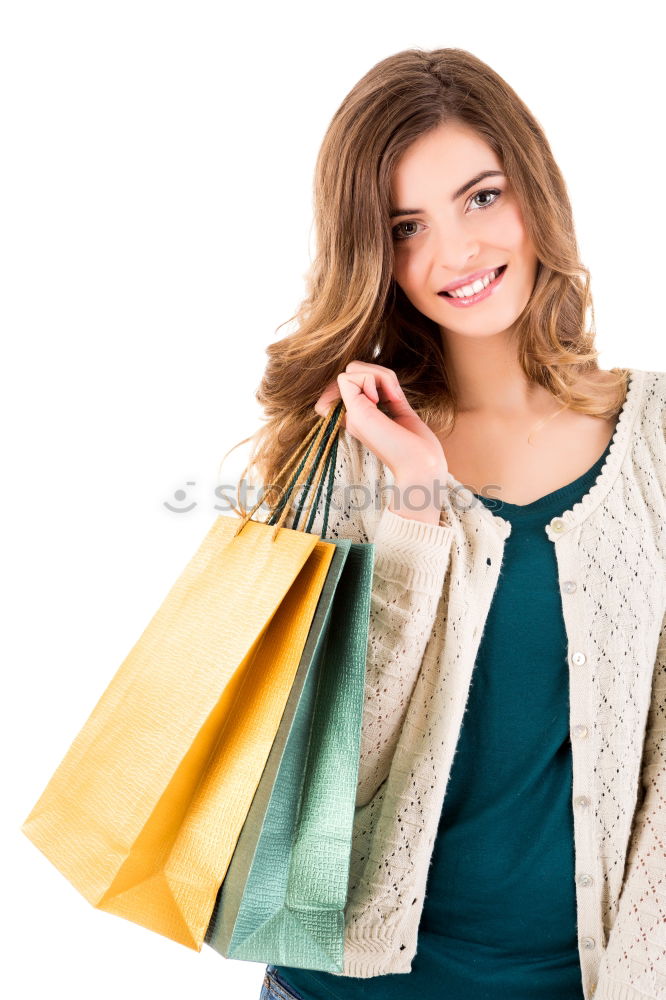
[280,367,665,1000]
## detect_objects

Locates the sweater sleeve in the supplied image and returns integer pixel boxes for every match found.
[277,426,454,808]
[594,610,666,999]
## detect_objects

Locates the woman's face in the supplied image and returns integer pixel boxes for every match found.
[389,122,539,340]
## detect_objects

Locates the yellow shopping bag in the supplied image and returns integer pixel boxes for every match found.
[21,404,343,951]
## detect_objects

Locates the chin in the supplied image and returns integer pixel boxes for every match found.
[442,307,522,334]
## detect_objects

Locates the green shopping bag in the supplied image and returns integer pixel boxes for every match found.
[204,404,373,972]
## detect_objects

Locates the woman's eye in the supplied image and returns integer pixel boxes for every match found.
[470,188,502,210]
[392,220,424,241]
[391,189,502,241]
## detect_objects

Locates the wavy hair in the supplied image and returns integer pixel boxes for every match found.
[224,46,630,514]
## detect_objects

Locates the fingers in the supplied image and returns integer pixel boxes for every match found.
[336,372,378,419]
[345,361,405,401]
[314,361,418,452]
[360,374,379,403]
[338,371,380,405]
[313,380,345,421]
[314,361,409,420]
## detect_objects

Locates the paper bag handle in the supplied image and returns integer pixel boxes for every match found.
[233,400,345,542]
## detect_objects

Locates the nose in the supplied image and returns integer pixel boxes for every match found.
[433,217,481,274]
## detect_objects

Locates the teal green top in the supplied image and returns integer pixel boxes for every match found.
[272,434,614,1000]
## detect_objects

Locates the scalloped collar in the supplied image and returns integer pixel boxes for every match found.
[443,369,645,542]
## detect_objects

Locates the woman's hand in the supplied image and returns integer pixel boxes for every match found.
[314,361,449,524]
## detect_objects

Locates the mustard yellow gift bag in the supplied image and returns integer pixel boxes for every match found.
[21,404,344,952]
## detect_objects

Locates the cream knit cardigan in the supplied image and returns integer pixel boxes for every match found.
[280,367,665,1000]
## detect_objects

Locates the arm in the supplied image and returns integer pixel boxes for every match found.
[594,611,666,999]
[280,427,454,807]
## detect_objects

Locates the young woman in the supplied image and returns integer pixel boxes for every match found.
[244,47,665,1000]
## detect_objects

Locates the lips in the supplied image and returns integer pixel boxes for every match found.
[439,264,507,297]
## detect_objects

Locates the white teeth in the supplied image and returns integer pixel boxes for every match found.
[448,268,500,298]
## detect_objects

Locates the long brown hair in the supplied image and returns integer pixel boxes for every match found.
[226,46,629,513]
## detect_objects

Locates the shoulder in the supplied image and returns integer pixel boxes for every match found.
[632,368,665,435]
[628,369,666,494]
[637,368,666,417]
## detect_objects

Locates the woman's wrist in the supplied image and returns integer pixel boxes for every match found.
[389,467,449,526]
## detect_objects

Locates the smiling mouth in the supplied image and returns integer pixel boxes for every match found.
[439,264,508,297]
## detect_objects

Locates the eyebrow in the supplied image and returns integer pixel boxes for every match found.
[389,170,505,218]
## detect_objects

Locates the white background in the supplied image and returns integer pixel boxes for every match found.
[2,1,663,998]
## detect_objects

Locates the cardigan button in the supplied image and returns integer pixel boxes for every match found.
[574,795,591,808]
[571,650,587,666]
[572,725,589,739]
[580,936,596,950]
[562,580,577,593]
[577,873,594,887]
[550,516,566,533]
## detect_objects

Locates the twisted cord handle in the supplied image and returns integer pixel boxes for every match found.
[232,401,344,542]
